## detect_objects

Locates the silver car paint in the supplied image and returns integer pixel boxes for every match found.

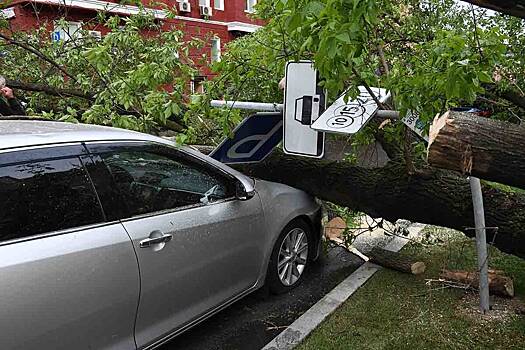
[253,180,321,281]
[0,120,321,349]
[123,197,267,348]
[0,223,139,350]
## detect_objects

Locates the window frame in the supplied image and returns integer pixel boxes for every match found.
[211,37,221,63]
[52,20,83,43]
[85,141,239,221]
[0,143,109,246]
[213,0,224,10]
[246,0,257,13]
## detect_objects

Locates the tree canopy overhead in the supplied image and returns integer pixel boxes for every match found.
[210,0,525,257]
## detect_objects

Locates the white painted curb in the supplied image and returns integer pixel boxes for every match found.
[261,225,425,350]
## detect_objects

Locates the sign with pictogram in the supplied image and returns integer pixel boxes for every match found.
[283,61,326,158]
[209,113,282,164]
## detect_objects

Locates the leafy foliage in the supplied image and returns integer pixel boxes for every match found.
[2,0,524,150]
[1,10,198,132]
[209,0,524,156]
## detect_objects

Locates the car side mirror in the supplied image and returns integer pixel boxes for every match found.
[236,181,255,201]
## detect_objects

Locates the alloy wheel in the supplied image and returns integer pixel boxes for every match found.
[277,228,309,286]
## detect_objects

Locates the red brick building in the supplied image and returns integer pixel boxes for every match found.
[2,1,263,88]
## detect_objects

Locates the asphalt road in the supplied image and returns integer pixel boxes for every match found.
[160,245,362,350]
[159,219,401,350]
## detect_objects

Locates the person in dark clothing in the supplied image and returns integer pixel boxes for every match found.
[0,86,26,116]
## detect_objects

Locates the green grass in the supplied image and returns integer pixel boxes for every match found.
[297,226,525,350]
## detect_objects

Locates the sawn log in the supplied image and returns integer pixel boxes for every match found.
[368,247,426,275]
[440,269,515,298]
[428,111,525,189]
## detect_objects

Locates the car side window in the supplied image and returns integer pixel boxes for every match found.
[0,157,105,243]
[100,149,233,217]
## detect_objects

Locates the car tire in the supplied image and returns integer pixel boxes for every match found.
[267,218,313,294]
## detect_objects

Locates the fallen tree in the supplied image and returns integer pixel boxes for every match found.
[428,111,525,189]
[460,0,525,19]
[236,151,525,259]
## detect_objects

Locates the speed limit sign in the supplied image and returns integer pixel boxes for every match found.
[311,86,390,135]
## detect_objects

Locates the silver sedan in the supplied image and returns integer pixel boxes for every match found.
[0,120,322,350]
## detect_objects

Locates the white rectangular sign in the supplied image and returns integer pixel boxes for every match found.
[1,8,16,19]
[311,86,390,135]
[402,111,429,142]
[283,61,325,158]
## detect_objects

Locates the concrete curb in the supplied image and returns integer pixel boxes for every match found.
[261,224,425,350]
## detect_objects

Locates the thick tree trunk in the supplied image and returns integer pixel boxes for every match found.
[427,111,525,189]
[236,151,525,259]
[368,248,426,275]
[440,269,514,298]
[460,1,525,19]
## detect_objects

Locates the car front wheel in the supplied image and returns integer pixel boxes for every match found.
[267,219,313,294]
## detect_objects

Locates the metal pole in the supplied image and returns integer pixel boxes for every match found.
[375,110,400,119]
[211,100,402,119]
[210,100,283,112]
[469,176,490,314]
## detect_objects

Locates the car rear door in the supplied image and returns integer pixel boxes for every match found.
[0,145,139,350]
[86,141,267,349]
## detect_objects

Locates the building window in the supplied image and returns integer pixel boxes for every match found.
[211,37,221,63]
[246,0,257,13]
[52,21,82,42]
[191,77,206,94]
[214,0,224,10]
[199,0,211,6]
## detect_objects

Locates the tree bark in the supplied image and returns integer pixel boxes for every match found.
[427,111,525,189]
[460,0,525,19]
[6,80,94,100]
[236,151,525,259]
[440,269,514,298]
[368,247,426,275]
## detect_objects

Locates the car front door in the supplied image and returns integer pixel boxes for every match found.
[0,145,139,350]
[86,142,267,349]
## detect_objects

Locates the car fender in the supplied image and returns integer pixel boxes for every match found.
[253,179,321,286]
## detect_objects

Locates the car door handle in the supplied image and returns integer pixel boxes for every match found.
[140,233,173,248]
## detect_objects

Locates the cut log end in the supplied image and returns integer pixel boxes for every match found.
[428,111,452,146]
[324,217,347,240]
[493,275,515,298]
[427,110,525,189]
[411,261,427,275]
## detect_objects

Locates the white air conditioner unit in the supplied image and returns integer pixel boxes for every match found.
[87,30,102,40]
[200,5,212,17]
[179,1,191,13]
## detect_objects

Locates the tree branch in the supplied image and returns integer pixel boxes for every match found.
[0,33,79,84]
[6,79,94,100]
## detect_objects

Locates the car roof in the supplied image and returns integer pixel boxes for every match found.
[0,120,168,150]
[0,120,257,194]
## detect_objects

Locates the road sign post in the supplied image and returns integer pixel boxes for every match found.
[210,100,283,112]
[469,176,490,314]
[283,61,325,158]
